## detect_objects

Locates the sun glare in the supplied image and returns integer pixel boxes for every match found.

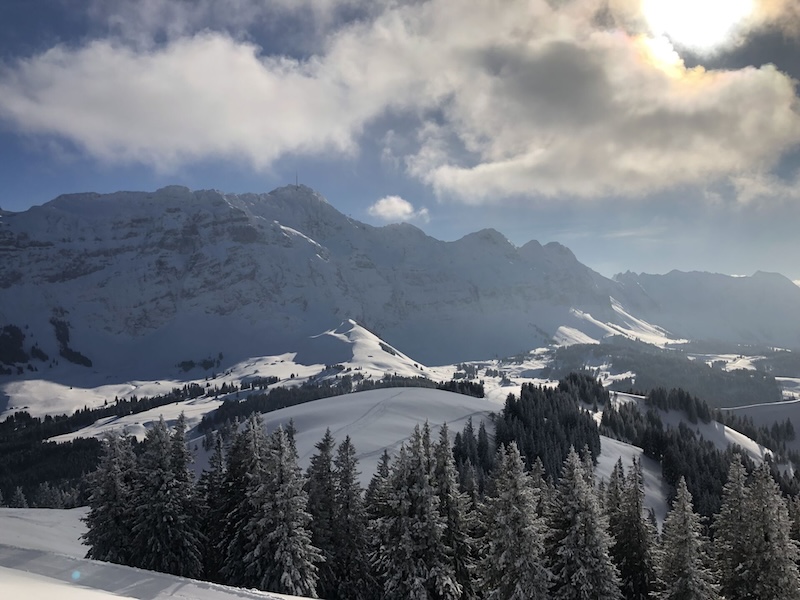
[641,0,754,53]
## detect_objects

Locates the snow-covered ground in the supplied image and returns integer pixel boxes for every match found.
[226,387,497,484]
[777,377,800,401]
[0,508,307,600]
[595,436,670,524]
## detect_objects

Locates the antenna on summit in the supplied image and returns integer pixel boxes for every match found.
[295,170,299,189]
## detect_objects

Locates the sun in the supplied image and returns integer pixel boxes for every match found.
[640,0,754,54]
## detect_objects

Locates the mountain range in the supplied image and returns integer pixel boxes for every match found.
[1,184,799,381]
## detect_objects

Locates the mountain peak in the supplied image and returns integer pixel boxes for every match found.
[269,184,329,204]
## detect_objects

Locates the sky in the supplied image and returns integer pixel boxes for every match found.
[0,0,799,281]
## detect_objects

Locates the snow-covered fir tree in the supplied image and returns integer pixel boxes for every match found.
[197,432,227,581]
[548,447,622,600]
[529,456,553,518]
[330,435,375,600]
[605,458,626,529]
[9,486,28,508]
[219,413,271,587]
[366,448,393,597]
[660,477,720,600]
[735,463,800,600]
[82,432,136,565]
[434,424,479,600]
[306,428,337,598]
[611,459,660,600]
[377,423,461,600]
[34,481,65,508]
[129,417,203,578]
[480,442,551,600]
[712,455,751,600]
[243,426,321,597]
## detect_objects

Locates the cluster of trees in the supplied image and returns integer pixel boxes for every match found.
[83,411,800,600]
[601,387,800,515]
[545,339,782,407]
[495,379,602,479]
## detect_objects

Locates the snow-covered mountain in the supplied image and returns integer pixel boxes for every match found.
[0,184,646,374]
[616,270,800,349]
[1,184,799,389]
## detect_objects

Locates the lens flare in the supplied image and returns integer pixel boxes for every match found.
[641,0,754,53]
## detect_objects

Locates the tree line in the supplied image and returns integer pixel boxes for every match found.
[82,404,800,600]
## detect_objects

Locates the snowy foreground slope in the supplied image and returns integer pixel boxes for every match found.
[0,511,308,600]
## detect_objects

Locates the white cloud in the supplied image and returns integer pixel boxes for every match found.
[368,195,429,222]
[0,0,799,204]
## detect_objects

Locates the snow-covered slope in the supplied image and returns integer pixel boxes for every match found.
[0,508,307,600]
[610,394,774,467]
[233,387,497,484]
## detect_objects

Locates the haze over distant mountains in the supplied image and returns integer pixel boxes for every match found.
[1,185,799,377]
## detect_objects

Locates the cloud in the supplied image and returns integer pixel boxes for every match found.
[368,195,429,222]
[751,0,800,38]
[0,34,363,169]
[730,168,800,206]
[0,0,799,204]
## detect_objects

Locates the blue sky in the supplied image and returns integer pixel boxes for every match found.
[1,0,799,280]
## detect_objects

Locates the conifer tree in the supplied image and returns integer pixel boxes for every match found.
[83,432,136,565]
[612,459,660,600]
[170,413,193,485]
[330,435,375,600]
[660,477,720,600]
[243,426,321,597]
[129,417,203,578]
[35,481,64,508]
[712,455,751,600]
[9,486,27,508]
[306,428,337,598]
[529,456,553,518]
[548,447,622,600]
[198,432,227,581]
[737,463,800,600]
[434,424,478,600]
[219,413,270,587]
[605,458,626,528]
[377,424,461,600]
[0,488,4,507]
[788,495,800,547]
[481,442,550,600]
[366,448,393,597]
